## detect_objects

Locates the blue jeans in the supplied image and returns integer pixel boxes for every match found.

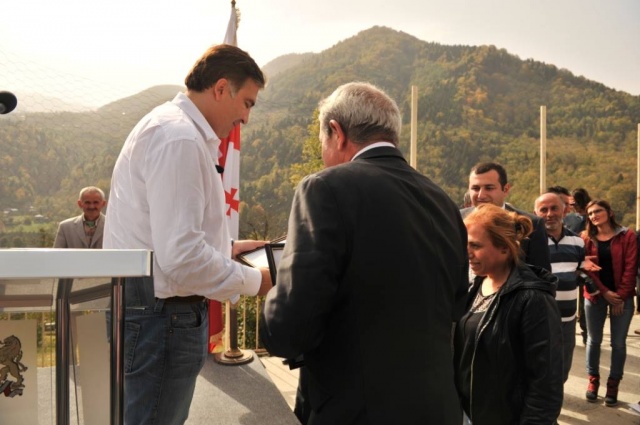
[585,297,634,380]
[123,277,208,425]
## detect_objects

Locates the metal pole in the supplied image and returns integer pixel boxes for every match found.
[637,123,640,230]
[214,300,253,365]
[110,278,125,425]
[410,86,418,169]
[55,278,73,425]
[540,106,547,194]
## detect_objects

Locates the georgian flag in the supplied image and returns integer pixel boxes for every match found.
[209,3,240,354]
[219,124,241,237]
[220,4,241,238]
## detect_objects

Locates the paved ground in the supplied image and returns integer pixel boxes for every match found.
[26,313,640,424]
[261,314,640,424]
[558,313,640,425]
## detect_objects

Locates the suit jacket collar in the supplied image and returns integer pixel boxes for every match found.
[72,213,105,248]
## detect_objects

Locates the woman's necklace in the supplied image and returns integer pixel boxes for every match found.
[472,286,497,313]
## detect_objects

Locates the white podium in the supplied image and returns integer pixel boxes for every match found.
[0,249,153,425]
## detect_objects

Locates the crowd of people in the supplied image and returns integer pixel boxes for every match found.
[52,43,639,425]
[453,165,639,424]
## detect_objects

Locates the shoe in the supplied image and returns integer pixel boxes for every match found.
[586,375,599,402]
[605,377,620,407]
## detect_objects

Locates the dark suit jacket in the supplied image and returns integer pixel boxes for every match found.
[460,204,551,272]
[261,147,468,425]
[53,213,105,249]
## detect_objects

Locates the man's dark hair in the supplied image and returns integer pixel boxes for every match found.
[572,188,592,210]
[185,44,265,93]
[470,162,508,188]
[547,185,571,197]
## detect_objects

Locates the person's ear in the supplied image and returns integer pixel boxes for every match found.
[77,199,83,209]
[212,79,228,100]
[503,183,511,195]
[329,120,347,150]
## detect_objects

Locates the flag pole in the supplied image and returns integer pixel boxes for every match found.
[540,106,546,194]
[410,86,418,170]
[636,123,639,230]
[213,0,254,366]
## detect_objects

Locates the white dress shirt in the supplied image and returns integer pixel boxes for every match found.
[104,92,261,300]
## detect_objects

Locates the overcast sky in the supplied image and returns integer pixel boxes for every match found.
[1,0,638,108]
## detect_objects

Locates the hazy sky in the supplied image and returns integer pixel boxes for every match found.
[1,0,638,108]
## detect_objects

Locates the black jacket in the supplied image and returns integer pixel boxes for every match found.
[454,264,563,425]
[261,147,468,425]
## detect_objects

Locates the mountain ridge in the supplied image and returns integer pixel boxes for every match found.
[1,25,638,240]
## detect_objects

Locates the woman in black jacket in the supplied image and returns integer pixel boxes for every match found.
[454,203,564,425]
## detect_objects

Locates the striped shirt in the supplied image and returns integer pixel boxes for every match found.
[547,228,585,322]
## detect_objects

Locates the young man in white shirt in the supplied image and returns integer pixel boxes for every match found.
[104,44,272,425]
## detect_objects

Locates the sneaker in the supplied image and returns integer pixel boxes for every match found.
[605,378,620,407]
[586,375,599,402]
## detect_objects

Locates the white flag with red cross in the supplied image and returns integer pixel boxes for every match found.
[209,2,240,354]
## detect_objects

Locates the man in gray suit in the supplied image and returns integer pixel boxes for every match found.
[53,186,106,249]
[260,82,468,425]
[460,162,551,271]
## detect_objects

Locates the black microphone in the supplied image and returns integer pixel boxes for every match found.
[0,91,17,114]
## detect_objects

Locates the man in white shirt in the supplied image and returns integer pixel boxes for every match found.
[104,44,271,425]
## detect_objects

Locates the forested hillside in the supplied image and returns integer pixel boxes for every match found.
[242,26,640,234]
[1,26,639,246]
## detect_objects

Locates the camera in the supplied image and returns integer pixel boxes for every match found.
[579,273,600,296]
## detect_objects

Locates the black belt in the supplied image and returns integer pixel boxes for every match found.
[161,295,206,304]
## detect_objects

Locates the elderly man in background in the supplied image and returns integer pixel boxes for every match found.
[534,192,599,383]
[53,186,107,249]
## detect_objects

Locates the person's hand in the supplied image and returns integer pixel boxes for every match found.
[256,267,273,296]
[582,257,601,272]
[602,290,622,306]
[232,240,267,259]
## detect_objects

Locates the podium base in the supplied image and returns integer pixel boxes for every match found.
[213,348,254,365]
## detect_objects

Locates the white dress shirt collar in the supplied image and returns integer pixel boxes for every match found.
[172,92,220,145]
[351,141,396,161]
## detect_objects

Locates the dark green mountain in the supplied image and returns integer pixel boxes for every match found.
[242,26,640,234]
[1,26,639,244]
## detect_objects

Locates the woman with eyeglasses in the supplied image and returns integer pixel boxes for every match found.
[454,204,563,425]
[581,199,637,406]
